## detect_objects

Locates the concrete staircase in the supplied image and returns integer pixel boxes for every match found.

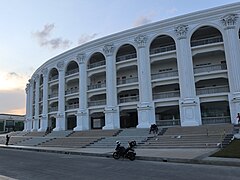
[15,137,53,146]
[86,128,151,148]
[45,131,73,137]
[138,124,234,149]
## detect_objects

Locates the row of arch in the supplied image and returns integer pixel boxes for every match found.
[32,25,240,83]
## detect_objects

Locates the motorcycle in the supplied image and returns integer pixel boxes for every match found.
[113,140,136,161]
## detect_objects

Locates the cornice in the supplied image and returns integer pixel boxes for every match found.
[32,2,240,78]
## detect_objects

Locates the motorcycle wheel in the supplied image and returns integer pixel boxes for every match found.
[113,152,120,159]
[128,153,136,161]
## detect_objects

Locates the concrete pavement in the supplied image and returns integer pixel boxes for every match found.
[0,144,240,167]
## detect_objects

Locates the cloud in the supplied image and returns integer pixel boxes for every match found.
[78,33,98,45]
[0,89,25,115]
[32,23,72,50]
[133,15,152,27]
[0,71,29,90]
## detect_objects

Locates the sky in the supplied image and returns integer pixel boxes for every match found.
[0,0,239,115]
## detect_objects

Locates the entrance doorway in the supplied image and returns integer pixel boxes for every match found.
[120,109,138,128]
[90,112,105,129]
[67,115,77,130]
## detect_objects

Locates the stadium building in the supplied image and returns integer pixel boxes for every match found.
[25,3,240,132]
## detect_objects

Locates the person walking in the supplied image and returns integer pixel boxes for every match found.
[5,135,10,145]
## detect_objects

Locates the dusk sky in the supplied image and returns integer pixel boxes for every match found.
[0,0,239,115]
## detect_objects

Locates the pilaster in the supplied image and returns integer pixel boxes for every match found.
[221,13,240,123]
[54,61,65,131]
[175,25,201,126]
[135,35,155,128]
[32,74,40,131]
[38,68,48,132]
[29,79,34,130]
[74,53,89,131]
[102,44,120,129]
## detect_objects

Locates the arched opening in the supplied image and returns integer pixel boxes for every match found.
[49,68,58,81]
[116,44,137,62]
[191,26,223,47]
[120,109,138,128]
[193,51,227,74]
[150,35,176,55]
[88,72,106,90]
[66,61,79,76]
[67,115,77,130]
[195,78,229,95]
[90,112,105,129]
[66,98,79,110]
[200,101,230,124]
[152,84,180,100]
[117,66,138,85]
[88,52,105,69]
[48,116,56,129]
[155,106,180,126]
[65,79,79,95]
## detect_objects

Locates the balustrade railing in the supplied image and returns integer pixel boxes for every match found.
[66,104,79,110]
[65,68,79,76]
[116,53,137,62]
[48,92,58,98]
[48,107,58,112]
[118,95,139,103]
[49,75,58,82]
[65,88,79,95]
[191,36,223,47]
[196,85,229,95]
[151,70,178,80]
[88,83,106,90]
[88,99,106,106]
[202,116,231,124]
[193,64,227,74]
[117,77,138,85]
[156,119,180,126]
[88,60,106,69]
[153,90,180,100]
[150,44,176,55]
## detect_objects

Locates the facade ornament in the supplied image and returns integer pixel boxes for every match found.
[174,24,189,40]
[103,44,114,56]
[34,74,39,81]
[134,34,147,48]
[41,68,48,77]
[25,83,30,93]
[57,61,64,71]
[28,78,34,86]
[77,53,85,64]
[221,14,238,29]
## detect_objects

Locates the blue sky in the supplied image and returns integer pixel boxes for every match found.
[0,0,239,115]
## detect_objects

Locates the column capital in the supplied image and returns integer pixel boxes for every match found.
[57,61,65,71]
[134,34,147,48]
[25,83,30,93]
[221,13,238,30]
[33,74,40,82]
[28,78,34,86]
[174,24,189,40]
[103,44,114,56]
[41,68,48,77]
[77,53,86,64]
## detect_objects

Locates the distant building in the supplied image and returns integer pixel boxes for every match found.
[0,114,25,132]
[25,3,240,132]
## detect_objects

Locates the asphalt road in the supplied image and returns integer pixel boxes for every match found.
[0,149,239,180]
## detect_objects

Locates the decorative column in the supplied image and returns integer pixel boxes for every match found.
[24,83,30,131]
[54,61,66,131]
[38,68,48,131]
[103,44,120,129]
[32,74,40,131]
[221,14,240,124]
[74,53,89,131]
[135,35,155,128]
[29,79,34,131]
[175,25,201,126]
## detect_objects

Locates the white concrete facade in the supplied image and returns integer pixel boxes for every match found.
[25,3,240,131]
